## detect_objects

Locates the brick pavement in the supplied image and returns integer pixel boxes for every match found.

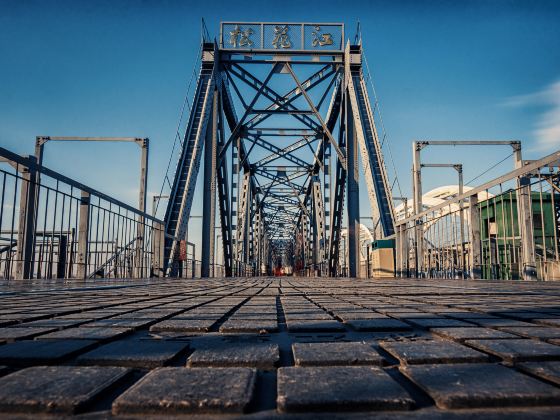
[0,277,558,417]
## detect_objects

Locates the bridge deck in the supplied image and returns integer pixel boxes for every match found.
[0,277,558,417]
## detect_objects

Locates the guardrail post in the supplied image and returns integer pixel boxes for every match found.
[134,138,149,279]
[77,191,90,279]
[396,224,408,278]
[518,175,538,280]
[56,234,67,279]
[151,222,165,278]
[468,195,482,279]
[16,156,38,279]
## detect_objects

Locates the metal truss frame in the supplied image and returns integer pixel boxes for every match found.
[163,28,396,278]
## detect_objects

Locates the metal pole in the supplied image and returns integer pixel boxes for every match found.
[346,91,360,278]
[513,144,537,280]
[457,165,466,278]
[135,138,149,278]
[201,90,218,278]
[77,190,90,279]
[138,138,149,213]
[151,221,165,278]
[412,142,423,277]
[469,195,482,279]
[16,156,38,279]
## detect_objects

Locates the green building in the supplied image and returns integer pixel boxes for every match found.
[478,190,559,280]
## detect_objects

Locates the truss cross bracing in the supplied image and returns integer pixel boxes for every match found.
[163,22,395,277]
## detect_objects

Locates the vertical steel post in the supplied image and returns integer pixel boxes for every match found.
[57,235,67,279]
[16,156,38,279]
[469,195,482,279]
[412,142,423,277]
[151,221,165,277]
[346,92,360,278]
[138,138,149,214]
[201,90,218,277]
[457,165,466,278]
[135,138,149,278]
[77,190,90,279]
[513,145,537,280]
[395,225,403,277]
[518,175,537,280]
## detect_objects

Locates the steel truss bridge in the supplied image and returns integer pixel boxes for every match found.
[161,22,395,279]
[1,21,559,282]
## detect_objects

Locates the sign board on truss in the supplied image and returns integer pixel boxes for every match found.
[220,22,344,52]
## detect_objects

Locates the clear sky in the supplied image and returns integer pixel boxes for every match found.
[1,0,560,253]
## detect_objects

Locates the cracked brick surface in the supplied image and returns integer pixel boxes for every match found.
[0,276,558,417]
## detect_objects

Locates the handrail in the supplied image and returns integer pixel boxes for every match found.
[396,149,560,226]
[0,146,162,223]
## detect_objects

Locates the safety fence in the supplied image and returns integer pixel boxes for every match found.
[395,149,560,281]
[0,147,170,280]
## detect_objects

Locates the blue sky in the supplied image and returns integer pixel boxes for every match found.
[1,0,559,252]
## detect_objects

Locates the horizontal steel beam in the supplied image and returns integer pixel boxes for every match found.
[37,136,147,146]
[416,140,521,150]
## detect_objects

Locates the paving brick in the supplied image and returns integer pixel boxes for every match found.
[187,343,279,369]
[112,367,256,415]
[0,365,129,414]
[149,319,216,333]
[533,319,560,328]
[404,318,475,329]
[335,312,387,321]
[470,318,537,328]
[431,327,519,342]
[292,342,385,366]
[495,311,553,320]
[229,314,278,320]
[18,319,85,329]
[517,361,560,386]
[2,277,560,417]
[286,319,345,332]
[380,340,490,364]
[82,318,154,329]
[0,339,97,366]
[0,327,58,342]
[401,363,560,409]
[284,313,333,321]
[344,318,412,331]
[36,327,132,341]
[219,319,278,333]
[436,311,493,319]
[77,339,188,368]
[277,366,414,412]
[499,326,560,340]
[465,339,560,362]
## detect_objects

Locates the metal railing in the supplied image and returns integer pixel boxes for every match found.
[0,146,168,280]
[395,149,560,281]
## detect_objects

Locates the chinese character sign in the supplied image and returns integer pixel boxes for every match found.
[311,26,334,47]
[271,25,292,49]
[221,23,343,51]
[229,25,255,48]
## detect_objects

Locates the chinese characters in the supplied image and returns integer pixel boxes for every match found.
[224,23,341,51]
[229,25,254,48]
[272,25,292,49]
[311,26,334,47]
